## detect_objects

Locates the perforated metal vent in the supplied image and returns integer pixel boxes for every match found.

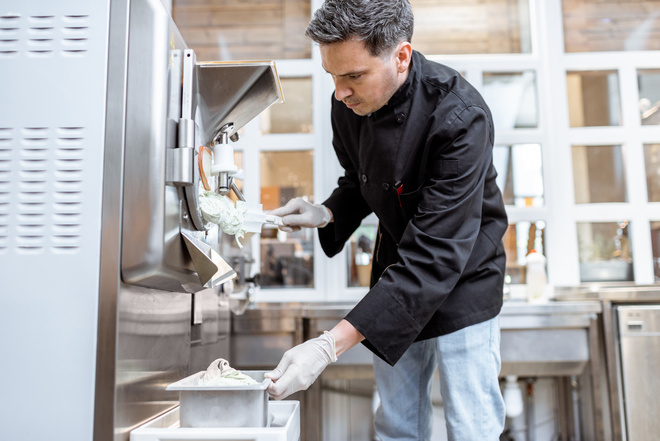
[0,127,11,253]
[0,126,85,255]
[0,13,90,58]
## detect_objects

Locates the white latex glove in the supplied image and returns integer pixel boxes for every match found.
[267,197,332,232]
[265,331,337,400]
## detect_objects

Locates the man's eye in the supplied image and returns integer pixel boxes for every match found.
[349,74,362,79]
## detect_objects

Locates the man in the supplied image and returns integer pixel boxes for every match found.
[264,1,508,439]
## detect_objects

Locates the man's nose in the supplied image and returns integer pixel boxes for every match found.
[333,79,352,101]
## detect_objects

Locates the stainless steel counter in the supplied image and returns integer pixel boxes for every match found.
[231,299,602,374]
[298,300,603,376]
[232,299,602,321]
[555,284,660,303]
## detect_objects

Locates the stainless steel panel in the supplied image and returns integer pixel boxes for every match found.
[231,333,298,368]
[120,0,206,293]
[618,304,660,334]
[615,305,660,441]
[0,0,111,440]
[499,301,598,376]
[230,305,303,368]
[96,0,130,438]
[190,288,231,373]
[114,283,191,441]
[111,1,212,440]
[500,328,589,376]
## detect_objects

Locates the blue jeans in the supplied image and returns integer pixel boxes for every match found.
[373,316,505,441]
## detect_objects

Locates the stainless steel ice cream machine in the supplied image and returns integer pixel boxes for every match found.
[122,13,284,295]
[0,0,290,440]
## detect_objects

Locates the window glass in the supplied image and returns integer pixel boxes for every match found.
[577,221,633,283]
[651,221,660,282]
[638,69,660,126]
[259,150,314,288]
[562,0,660,53]
[172,0,311,61]
[410,0,532,55]
[260,77,313,134]
[483,72,538,129]
[493,144,544,207]
[567,70,621,127]
[645,143,660,202]
[572,145,627,204]
[347,224,377,288]
[503,221,546,284]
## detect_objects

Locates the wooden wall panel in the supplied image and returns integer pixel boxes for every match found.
[173,0,660,59]
[172,0,311,61]
[174,0,527,59]
[410,0,526,55]
[563,0,660,52]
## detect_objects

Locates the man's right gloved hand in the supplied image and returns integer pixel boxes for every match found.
[267,197,332,232]
[264,332,337,400]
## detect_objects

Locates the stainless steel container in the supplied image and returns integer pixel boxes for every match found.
[167,371,271,428]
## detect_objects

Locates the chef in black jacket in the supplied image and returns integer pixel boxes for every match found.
[265,1,508,439]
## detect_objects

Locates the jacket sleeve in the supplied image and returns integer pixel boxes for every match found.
[318,98,373,257]
[345,104,497,365]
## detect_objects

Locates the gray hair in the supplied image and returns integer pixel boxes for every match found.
[305,0,414,57]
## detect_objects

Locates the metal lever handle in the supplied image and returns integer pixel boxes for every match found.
[230,180,245,201]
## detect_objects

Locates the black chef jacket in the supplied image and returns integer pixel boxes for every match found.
[318,51,508,366]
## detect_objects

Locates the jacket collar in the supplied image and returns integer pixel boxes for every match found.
[389,50,419,107]
[371,50,419,117]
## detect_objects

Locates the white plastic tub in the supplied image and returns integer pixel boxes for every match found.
[166,370,271,428]
[130,401,300,441]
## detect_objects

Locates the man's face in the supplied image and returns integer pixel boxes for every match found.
[320,38,410,116]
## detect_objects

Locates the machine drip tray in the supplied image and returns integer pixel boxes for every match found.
[130,401,300,441]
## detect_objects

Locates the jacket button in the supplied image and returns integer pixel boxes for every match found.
[382,183,390,190]
[396,113,405,123]
[361,174,368,183]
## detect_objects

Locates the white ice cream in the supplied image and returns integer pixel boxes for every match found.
[197,358,258,387]
[199,191,248,247]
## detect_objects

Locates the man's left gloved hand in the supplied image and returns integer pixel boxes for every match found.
[265,331,337,400]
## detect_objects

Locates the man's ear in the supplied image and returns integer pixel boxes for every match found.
[395,41,412,73]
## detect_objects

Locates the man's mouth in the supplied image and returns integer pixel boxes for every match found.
[344,101,359,109]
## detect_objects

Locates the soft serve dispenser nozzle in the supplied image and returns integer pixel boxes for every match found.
[211,122,244,200]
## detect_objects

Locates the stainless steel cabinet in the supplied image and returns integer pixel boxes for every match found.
[615,305,660,441]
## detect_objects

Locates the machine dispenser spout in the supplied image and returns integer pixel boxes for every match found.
[212,122,239,197]
[209,122,246,202]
